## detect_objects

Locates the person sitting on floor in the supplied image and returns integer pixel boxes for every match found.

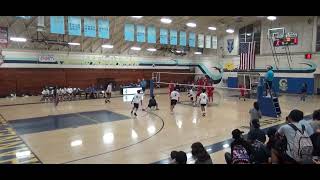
[277,109,313,164]
[309,109,320,161]
[310,109,320,133]
[191,142,213,164]
[247,119,266,143]
[225,129,253,164]
[247,119,270,164]
[170,151,187,164]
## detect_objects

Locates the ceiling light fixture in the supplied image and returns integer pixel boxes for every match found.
[102,44,114,49]
[186,22,196,28]
[208,26,217,31]
[160,18,172,24]
[267,16,277,21]
[147,48,157,52]
[226,28,234,34]
[131,16,143,19]
[68,42,80,46]
[10,37,27,42]
[131,46,141,51]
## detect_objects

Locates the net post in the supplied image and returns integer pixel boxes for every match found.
[150,79,154,97]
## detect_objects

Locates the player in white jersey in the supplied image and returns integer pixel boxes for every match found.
[188,88,197,106]
[105,83,112,103]
[198,89,209,116]
[170,88,180,113]
[131,90,143,116]
[41,88,49,102]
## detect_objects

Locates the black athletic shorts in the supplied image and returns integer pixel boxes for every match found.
[266,81,272,89]
[201,104,207,107]
[134,103,139,109]
[171,99,177,106]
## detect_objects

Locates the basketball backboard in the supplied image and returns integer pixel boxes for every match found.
[268,27,285,40]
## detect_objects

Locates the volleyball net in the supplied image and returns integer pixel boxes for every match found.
[149,71,260,101]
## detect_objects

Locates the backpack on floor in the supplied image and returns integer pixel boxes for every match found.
[232,145,251,164]
[288,123,313,163]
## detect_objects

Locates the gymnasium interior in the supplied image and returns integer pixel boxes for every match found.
[0,16,319,164]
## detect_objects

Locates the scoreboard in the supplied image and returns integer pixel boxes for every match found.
[273,32,298,47]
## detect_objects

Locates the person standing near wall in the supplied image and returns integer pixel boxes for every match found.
[265,66,274,97]
[300,82,308,101]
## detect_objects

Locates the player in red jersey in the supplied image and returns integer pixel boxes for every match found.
[207,83,214,103]
[168,80,175,97]
[196,77,204,101]
[239,84,246,101]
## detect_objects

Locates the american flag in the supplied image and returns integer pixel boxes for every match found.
[239,41,256,70]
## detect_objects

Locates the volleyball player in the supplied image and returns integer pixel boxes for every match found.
[168,81,175,97]
[198,89,209,116]
[239,84,246,101]
[53,86,59,107]
[188,87,196,106]
[207,83,214,103]
[170,88,180,113]
[105,83,112,103]
[131,90,143,117]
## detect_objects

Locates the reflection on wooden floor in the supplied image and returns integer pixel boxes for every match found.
[0,89,319,164]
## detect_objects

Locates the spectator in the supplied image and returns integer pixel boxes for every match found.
[247,120,269,164]
[310,109,320,133]
[191,142,213,164]
[247,119,266,143]
[170,151,187,164]
[225,129,252,164]
[170,151,178,164]
[277,109,313,164]
[266,127,288,164]
[175,151,187,164]
[300,82,308,101]
[310,130,320,158]
[314,159,320,164]
[266,128,278,152]
[310,110,320,158]
[298,112,314,137]
[249,102,262,129]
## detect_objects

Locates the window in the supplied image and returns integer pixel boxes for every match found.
[238,22,261,54]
